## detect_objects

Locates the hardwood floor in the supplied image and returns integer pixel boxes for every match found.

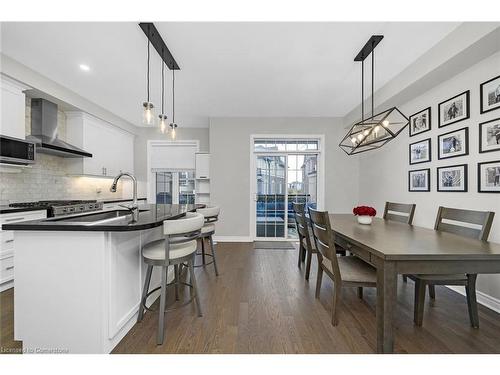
[2,242,500,353]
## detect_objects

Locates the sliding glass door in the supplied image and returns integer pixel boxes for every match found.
[156,171,195,204]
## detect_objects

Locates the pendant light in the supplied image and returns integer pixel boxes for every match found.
[142,38,155,126]
[169,69,178,140]
[339,35,408,155]
[158,52,168,134]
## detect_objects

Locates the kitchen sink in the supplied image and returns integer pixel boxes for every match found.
[51,209,149,224]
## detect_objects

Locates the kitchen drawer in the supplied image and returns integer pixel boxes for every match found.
[0,232,14,253]
[0,255,14,284]
[0,210,47,227]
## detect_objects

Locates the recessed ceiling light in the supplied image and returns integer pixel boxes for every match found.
[79,64,90,72]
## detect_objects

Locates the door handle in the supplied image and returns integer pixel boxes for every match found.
[5,217,25,222]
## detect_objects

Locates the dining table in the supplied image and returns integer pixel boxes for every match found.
[329,214,500,354]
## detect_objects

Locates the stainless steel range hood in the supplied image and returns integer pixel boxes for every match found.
[27,98,92,158]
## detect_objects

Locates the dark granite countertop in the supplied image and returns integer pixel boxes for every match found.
[0,206,49,214]
[99,197,148,204]
[2,204,205,232]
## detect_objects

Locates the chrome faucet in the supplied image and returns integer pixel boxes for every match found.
[110,172,139,222]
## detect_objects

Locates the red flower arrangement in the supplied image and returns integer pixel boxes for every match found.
[353,206,377,217]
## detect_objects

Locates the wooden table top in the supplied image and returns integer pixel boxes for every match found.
[329,214,500,261]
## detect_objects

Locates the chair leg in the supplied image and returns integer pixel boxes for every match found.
[414,279,426,326]
[331,283,341,326]
[157,265,168,345]
[402,275,408,283]
[201,238,206,265]
[297,243,303,268]
[465,274,479,328]
[174,264,180,301]
[209,235,219,276]
[137,264,153,322]
[428,284,436,300]
[301,247,306,262]
[305,250,313,281]
[315,263,323,298]
[188,258,203,317]
[357,287,363,299]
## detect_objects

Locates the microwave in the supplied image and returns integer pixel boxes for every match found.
[0,135,36,165]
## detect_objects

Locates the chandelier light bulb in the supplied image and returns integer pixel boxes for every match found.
[159,114,167,134]
[382,120,389,127]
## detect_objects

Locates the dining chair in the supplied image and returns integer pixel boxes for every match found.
[292,202,316,280]
[308,207,377,326]
[383,202,416,282]
[410,206,495,328]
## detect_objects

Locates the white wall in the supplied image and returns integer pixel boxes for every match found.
[358,51,500,299]
[209,117,360,239]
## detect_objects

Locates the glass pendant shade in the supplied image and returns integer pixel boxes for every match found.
[339,107,409,155]
[142,102,155,126]
[169,123,177,140]
[159,114,167,133]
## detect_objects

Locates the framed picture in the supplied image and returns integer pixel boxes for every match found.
[409,138,431,165]
[408,168,430,192]
[409,107,431,137]
[480,75,500,114]
[478,160,500,193]
[479,117,500,154]
[437,164,468,192]
[438,127,469,160]
[438,90,470,128]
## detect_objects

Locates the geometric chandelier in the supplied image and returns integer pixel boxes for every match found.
[339,35,409,155]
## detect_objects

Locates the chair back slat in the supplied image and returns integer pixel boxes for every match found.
[434,206,495,241]
[383,202,416,225]
[308,207,341,281]
[292,203,313,249]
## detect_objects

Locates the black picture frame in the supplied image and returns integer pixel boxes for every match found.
[480,75,500,114]
[409,138,431,165]
[438,90,470,128]
[437,164,468,192]
[479,117,500,154]
[408,168,430,192]
[409,107,431,137]
[478,160,500,193]
[438,126,469,160]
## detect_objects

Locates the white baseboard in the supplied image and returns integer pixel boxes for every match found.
[446,285,500,314]
[213,236,252,243]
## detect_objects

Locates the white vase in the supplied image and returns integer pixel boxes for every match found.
[357,215,372,225]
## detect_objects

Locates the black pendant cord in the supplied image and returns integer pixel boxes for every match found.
[361,60,364,122]
[147,39,151,103]
[161,59,165,114]
[172,69,175,123]
[371,44,374,118]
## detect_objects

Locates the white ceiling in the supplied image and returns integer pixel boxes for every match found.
[1,22,459,128]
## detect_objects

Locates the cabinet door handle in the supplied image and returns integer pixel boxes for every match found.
[5,217,25,222]
[6,266,14,271]
[4,239,14,243]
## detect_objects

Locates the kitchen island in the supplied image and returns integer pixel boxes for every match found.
[3,203,204,354]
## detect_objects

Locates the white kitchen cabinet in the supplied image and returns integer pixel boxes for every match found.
[0,210,47,292]
[66,112,134,177]
[195,153,211,204]
[195,153,210,179]
[0,77,27,139]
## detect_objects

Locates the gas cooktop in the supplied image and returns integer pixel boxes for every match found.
[9,200,103,217]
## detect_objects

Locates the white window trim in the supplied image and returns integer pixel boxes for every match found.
[249,134,326,241]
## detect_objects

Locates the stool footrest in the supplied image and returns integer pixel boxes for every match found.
[141,281,195,313]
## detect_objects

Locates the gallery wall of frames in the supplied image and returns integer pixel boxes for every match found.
[357,51,500,298]
[408,74,500,193]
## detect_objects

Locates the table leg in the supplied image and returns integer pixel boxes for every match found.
[376,261,397,354]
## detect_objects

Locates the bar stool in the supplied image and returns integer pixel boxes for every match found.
[195,206,220,276]
[137,212,204,345]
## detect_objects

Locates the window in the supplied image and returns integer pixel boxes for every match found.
[254,139,319,152]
